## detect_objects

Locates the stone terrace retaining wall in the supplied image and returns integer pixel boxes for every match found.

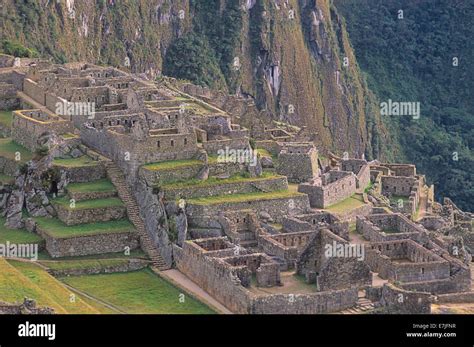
[53,202,126,226]
[37,226,139,258]
[186,194,310,225]
[160,176,288,199]
[47,258,149,277]
[55,162,106,183]
[66,189,117,202]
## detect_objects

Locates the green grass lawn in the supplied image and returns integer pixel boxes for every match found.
[66,179,116,194]
[0,110,12,128]
[53,156,99,168]
[0,138,32,162]
[187,189,305,205]
[0,217,43,244]
[36,248,147,261]
[325,194,366,213]
[40,258,131,271]
[34,217,135,238]
[52,196,124,210]
[162,172,280,189]
[61,269,215,314]
[142,159,203,171]
[0,259,99,314]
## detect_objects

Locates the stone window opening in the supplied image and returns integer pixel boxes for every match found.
[184,138,188,145]
[109,121,112,126]
[312,219,316,225]
[157,141,160,148]
[171,139,175,147]
[421,267,424,274]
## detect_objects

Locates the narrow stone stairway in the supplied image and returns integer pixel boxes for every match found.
[105,161,169,270]
[339,297,376,314]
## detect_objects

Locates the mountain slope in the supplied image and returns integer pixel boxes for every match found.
[334,0,474,211]
[0,0,388,160]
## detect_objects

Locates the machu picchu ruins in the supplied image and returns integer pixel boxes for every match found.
[0,52,472,316]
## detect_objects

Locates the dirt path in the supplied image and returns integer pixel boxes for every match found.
[158,269,232,314]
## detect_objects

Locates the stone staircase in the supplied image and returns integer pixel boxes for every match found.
[105,161,169,270]
[339,297,376,314]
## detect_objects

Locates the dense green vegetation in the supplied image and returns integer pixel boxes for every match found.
[163,33,226,89]
[335,0,474,211]
[163,0,243,91]
[1,39,38,58]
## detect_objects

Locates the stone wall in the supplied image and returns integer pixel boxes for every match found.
[377,283,432,314]
[298,171,356,208]
[173,242,252,313]
[356,213,422,242]
[160,176,288,200]
[37,226,139,258]
[12,110,74,151]
[53,202,126,226]
[250,287,358,314]
[186,194,310,225]
[23,78,45,105]
[66,189,116,202]
[55,161,106,183]
[47,258,149,277]
[202,137,250,155]
[365,240,451,283]
[138,162,203,186]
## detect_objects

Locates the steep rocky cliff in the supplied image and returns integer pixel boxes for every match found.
[0,0,388,159]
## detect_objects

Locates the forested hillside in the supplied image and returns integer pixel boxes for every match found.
[335,0,473,211]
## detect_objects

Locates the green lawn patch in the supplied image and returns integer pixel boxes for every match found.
[187,190,305,205]
[60,133,78,139]
[53,156,98,168]
[142,159,203,171]
[0,138,32,162]
[52,196,124,210]
[7,260,99,314]
[66,179,116,194]
[162,172,280,189]
[0,110,12,128]
[40,258,131,271]
[0,217,43,244]
[325,194,366,213]
[36,249,147,261]
[61,269,215,314]
[34,217,134,238]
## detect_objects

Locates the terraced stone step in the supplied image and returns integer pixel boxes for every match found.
[51,196,126,226]
[65,179,117,201]
[157,173,288,200]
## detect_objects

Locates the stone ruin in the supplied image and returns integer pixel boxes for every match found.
[0,53,472,314]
